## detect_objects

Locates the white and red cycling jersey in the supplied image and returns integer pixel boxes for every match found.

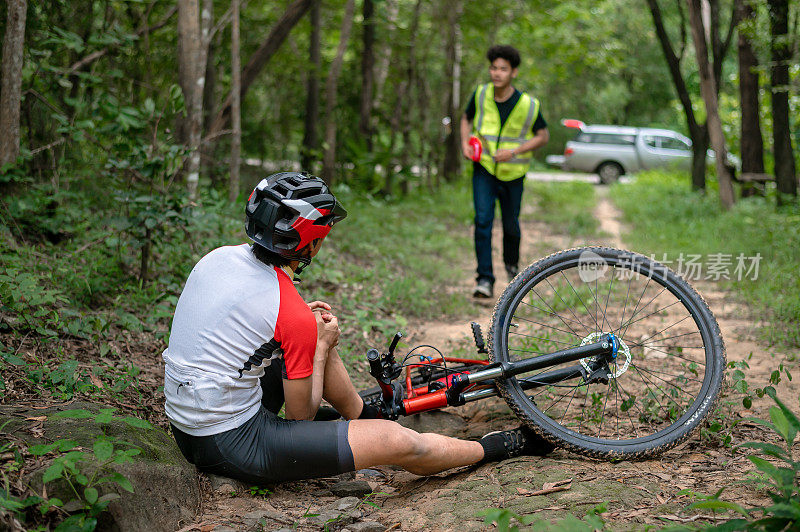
[163,244,317,436]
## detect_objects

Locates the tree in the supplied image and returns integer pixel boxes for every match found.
[0,0,28,168]
[206,0,313,141]
[359,0,375,150]
[301,0,321,172]
[647,0,736,192]
[768,0,797,200]
[322,0,356,184]
[229,0,241,202]
[686,0,736,209]
[737,0,765,184]
[441,0,463,182]
[177,0,212,200]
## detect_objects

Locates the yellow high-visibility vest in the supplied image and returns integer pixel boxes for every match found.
[473,83,540,181]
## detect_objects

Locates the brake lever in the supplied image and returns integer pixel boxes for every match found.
[387,332,403,359]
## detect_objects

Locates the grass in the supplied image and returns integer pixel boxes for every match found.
[302,183,476,359]
[522,180,599,239]
[611,170,800,348]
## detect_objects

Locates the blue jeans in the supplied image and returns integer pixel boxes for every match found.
[472,168,524,284]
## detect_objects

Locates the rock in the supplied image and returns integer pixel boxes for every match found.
[331,496,361,512]
[206,473,249,495]
[330,479,373,498]
[356,468,385,478]
[311,497,363,527]
[242,509,292,528]
[311,511,359,528]
[1,402,200,532]
[348,521,386,532]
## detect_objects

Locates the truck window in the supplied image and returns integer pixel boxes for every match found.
[661,137,691,151]
[591,133,635,146]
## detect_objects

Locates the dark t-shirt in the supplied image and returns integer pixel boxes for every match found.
[464,87,547,181]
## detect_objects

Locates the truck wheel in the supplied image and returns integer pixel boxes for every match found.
[597,162,623,184]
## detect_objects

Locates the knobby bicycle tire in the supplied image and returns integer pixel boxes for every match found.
[489,247,725,460]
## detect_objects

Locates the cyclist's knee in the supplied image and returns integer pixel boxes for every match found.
[386,425,427,461]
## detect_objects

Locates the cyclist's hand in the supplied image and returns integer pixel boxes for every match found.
[316,313,340,349]
[462,143,474,161]
[493,149,514,162]
[308,300,332,313]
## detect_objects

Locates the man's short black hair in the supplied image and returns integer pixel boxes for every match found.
[487,45,521,69]
[252,244,292,267]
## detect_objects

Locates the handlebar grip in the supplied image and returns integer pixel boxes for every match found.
[367,348,382,377]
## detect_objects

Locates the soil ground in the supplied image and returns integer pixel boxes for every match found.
[182,181,799,531]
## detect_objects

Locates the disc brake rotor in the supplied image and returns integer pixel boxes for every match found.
[579,332,630,379]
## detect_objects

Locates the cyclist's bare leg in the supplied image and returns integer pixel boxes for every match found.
[320,347,364,419]
[347,419,484,476]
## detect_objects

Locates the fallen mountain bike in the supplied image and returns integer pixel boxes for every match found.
[359,247,725,460]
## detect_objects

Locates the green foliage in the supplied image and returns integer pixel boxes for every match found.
[612,170,800,348]
[0,409,152,531]
[477,502,608,531]
[679,388,800,531]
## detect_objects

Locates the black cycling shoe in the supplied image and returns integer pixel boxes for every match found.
[519,425,555,456]
[480,425,555,462]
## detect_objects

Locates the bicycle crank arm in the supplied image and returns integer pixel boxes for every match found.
[446,334,618,406]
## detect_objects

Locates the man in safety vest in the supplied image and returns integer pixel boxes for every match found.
[460,45,549,298]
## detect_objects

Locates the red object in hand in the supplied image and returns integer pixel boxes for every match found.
[468,136,482,162]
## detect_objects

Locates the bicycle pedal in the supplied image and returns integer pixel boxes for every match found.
[471,322,488,354]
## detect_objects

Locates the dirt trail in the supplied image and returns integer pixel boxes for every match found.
[189,183,798,531]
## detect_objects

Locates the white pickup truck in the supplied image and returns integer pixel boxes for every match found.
[547,120,738,184]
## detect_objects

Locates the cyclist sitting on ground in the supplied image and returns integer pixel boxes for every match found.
[163,171,552,484]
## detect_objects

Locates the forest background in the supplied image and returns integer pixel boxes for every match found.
[1,0,800,529]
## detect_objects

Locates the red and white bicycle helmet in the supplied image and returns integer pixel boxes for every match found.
[245,172,347,265]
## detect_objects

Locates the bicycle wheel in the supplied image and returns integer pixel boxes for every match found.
[489,247,725,459]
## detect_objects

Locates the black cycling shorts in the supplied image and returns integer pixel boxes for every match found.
[170,359,355,484]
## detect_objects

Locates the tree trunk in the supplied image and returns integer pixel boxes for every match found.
[768,0,797,200]
[687,0,735,209]
[204,10,218,186]
[359,0,375,151]
[647,0,707,190]
[301,0,321,172]
[229,0,241,202]
[321,0,356,185]
[0,0,28,168]
[373,0,398,110]
[398,0,422,196]
[690,124,710,190]
[177,0,211,200]
[441,0,463,182]
[207,0,313,140]
[737,0,765,194]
